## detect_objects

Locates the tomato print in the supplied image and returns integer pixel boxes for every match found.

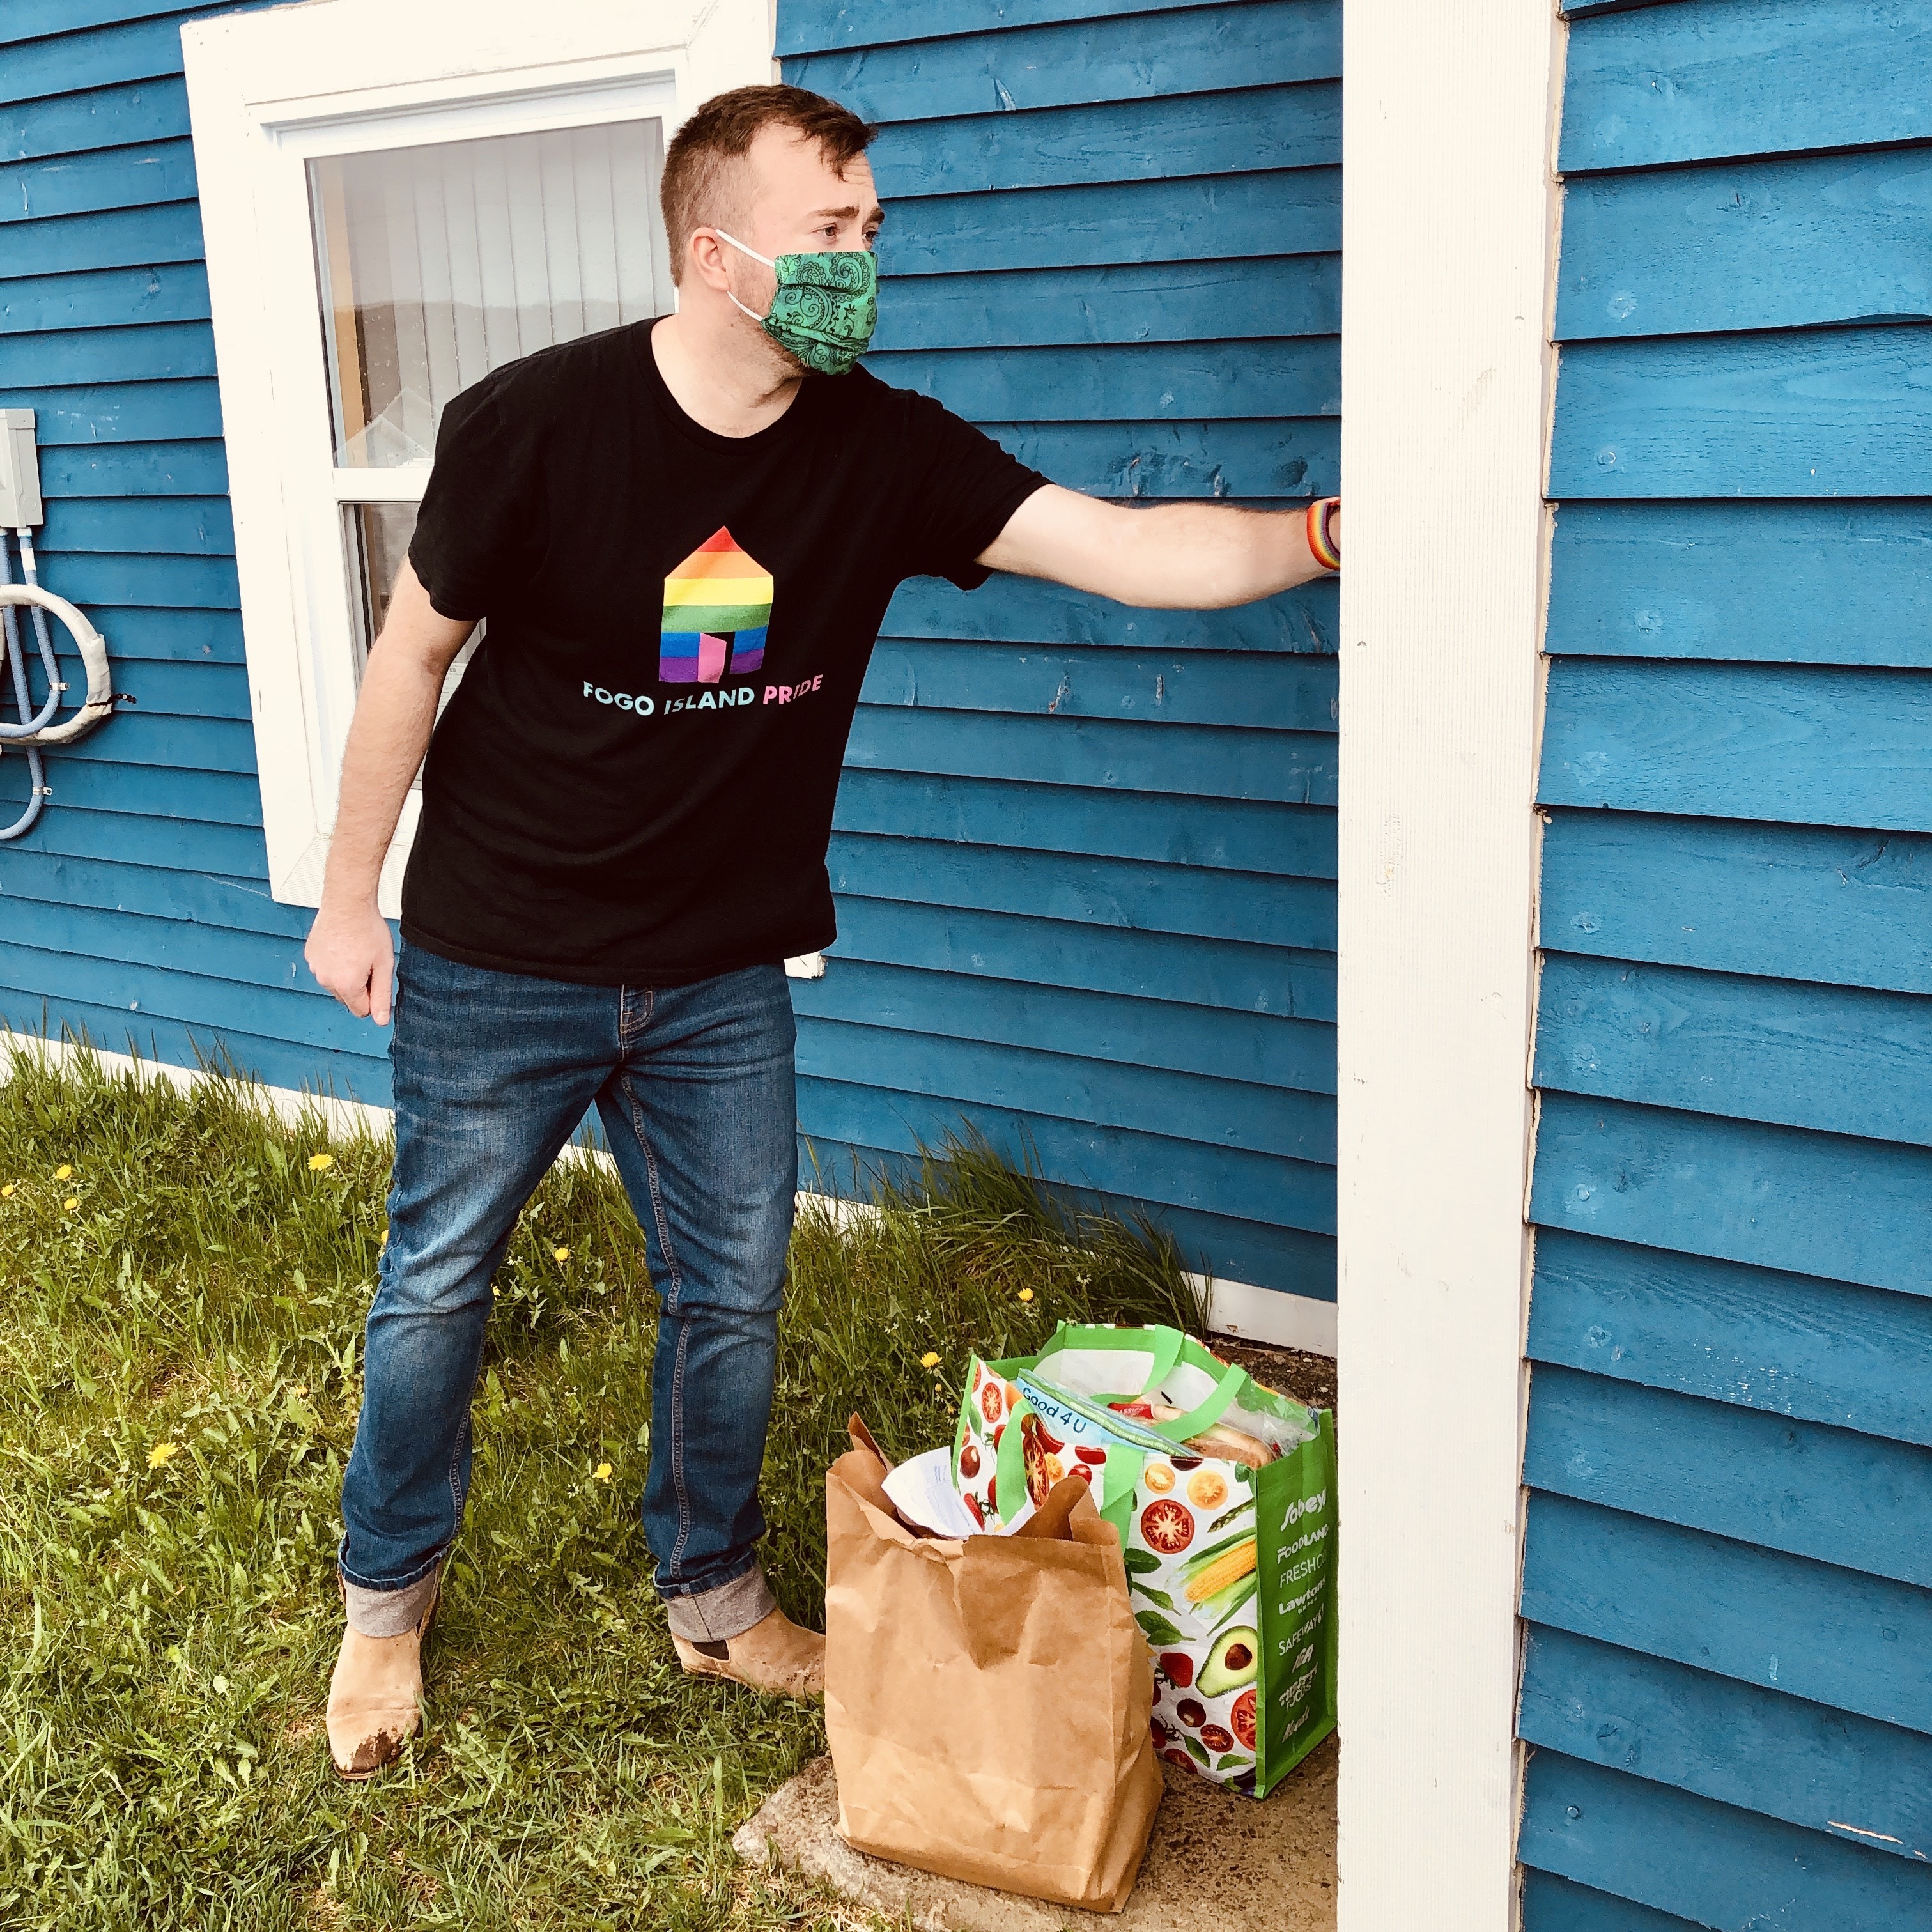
[1230,1689,1258,1750]
[1140,1497,1194,1555]
[1186,1469,1229,1510]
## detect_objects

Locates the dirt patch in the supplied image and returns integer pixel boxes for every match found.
[736,1737,1337,1931]
[1211,1338,1336,1417]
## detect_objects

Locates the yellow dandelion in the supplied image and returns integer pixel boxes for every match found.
[146,1442,180,1469]
[594,1462,613,1482]
[63,1196,78,1212]
[1,1184,14,1198]
[54,1164,72,1181]
[552,1246,571,1264]
[1018,1288,1035,1303]
[920,1351,940,1370]
[307,1153,334,1172]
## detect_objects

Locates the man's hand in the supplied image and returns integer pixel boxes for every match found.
[977,483,1336,609]
[304,559,475,1027]
[305,896,397,1025]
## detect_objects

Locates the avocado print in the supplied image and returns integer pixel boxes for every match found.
[1199,1625,1259,1698]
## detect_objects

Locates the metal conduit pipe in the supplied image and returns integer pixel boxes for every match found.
[0,543,115,842]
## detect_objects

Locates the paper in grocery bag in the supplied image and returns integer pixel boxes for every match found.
[824,1444,1161,1912]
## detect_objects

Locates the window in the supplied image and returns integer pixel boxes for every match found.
[314,120,673,759]
[184,0,773,909]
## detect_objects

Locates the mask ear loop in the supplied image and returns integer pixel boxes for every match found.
[712,229,774,323]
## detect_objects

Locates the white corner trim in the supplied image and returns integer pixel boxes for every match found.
[1198,1276,1336,1356]
[1334,2,1562,1928]
[181,0,773,915]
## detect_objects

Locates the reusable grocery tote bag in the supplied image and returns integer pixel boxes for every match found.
[824,1437,1161,1912]
[952,1322,1336,1798]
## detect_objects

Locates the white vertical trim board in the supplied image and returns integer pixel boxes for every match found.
[1336,2,1560,1927]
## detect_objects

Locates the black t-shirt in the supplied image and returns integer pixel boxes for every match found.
[401,321,1046,984]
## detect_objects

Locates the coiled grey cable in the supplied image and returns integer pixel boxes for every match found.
[0,537,56,840]
[0,531,114,840]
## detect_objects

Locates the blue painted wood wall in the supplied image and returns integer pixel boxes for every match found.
[0,0,377,1097]
[779,0,1341,1296]
[1,0,1339,1303]
[1519,1,1932,1923]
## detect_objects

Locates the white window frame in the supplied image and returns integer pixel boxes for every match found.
[183,0,775,914]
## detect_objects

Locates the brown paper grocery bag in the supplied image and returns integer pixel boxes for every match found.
[824,1442,1162,1912]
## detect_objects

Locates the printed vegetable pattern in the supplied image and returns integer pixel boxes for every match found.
[954,1362,1006,1529]
[1124,1453,1266,1791]
[953,1357,1124,1531]
[947,1325,1336,1801]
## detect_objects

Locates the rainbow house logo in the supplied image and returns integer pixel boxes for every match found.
[660,527,771,684]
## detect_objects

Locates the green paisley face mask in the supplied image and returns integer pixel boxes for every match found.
[716,230,878,376]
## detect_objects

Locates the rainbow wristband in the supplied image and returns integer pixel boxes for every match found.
[1306,495,1341,572]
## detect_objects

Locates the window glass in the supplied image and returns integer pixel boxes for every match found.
[346,502,419,676]
[310,120,671,468]
[346,500,477,782]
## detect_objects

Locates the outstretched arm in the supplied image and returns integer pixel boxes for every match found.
[977,484,1338,609]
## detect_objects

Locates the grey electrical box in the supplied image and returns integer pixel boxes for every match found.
[0,410,42,529]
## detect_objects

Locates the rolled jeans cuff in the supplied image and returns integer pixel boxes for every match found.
[663,1563,776,1643]
[343,1565,441,1638]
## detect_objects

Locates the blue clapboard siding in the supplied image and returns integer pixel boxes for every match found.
[867,81,1340,198]
[1522,2,1932,1922]
[0,0,390,1102]
[1527,1228,1932,1449]
[1522,1750,1932,1931]
[1557,150,1932,343]
[1534,955,1932,1147]
[1545,502,1932,668]
[1524,1494,1932,1744]
[1525,1366,1932,1589]
[1522,1626,1932,1860]
[1522,1873,1700,1932]
[879,166,1338,274]
[782,0,1340,1297]
[784,2,1338,121]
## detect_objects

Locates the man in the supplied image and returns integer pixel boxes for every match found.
[305,83,1340,1778]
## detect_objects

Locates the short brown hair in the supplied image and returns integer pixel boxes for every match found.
[660,84,877,283]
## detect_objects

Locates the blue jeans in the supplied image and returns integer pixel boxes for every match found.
[337,941,797,1642]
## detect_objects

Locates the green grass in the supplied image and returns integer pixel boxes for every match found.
[0,1046,1203,1931]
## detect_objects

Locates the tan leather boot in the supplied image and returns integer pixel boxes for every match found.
[326,1582,438,1779]
[673,1607,824,1701]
